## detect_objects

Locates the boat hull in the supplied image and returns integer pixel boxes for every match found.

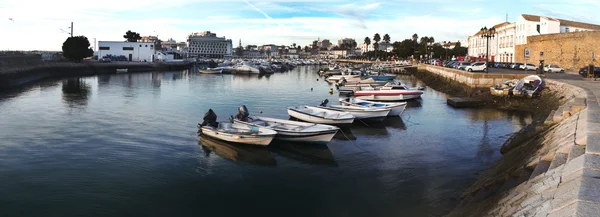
[354,92,422,101]
[340,101,406,116]
[199,69,222,74]
[287,108,354,125]
[233,118,339,144]
[316,106,390,121]
[199,127,274,146]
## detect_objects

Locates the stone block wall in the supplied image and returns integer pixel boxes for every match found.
[515,31,600,71]
[418,64,528,87]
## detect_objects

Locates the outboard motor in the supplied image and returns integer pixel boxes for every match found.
[200,109,218,128]
[319,99,329,107]
[234,105,250,122]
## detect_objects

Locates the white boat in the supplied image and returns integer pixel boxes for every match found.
[232,106,339,144]
[198,109,276,146]
[198,68,223,74]
[287,106,355,125]
[235,64,260,74]
[312,105,390,122]
[354,80,424,101]
[510,75,544,98]
[116,68,128,73]
[325,75,360,83]
[339,98,407,116]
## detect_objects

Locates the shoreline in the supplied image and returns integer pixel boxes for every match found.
[0,61,193,90]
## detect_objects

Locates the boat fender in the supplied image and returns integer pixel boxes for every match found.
[329,88,334,94]
[320,99,329,106]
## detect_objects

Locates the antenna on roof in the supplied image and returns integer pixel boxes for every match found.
[506,12,508,22]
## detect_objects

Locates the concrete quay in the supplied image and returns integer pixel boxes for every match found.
[440,67,600,216]
[418,64,529,88]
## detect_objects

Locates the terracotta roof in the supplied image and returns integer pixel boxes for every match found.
[521,14,600,30]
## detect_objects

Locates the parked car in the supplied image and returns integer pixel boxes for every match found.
[465,62,487,72]
[519,63,538,71]
[510,63,523,69]
[579,66,600,77]
[457,62,472,70]
[99,57,111,62]
[544,64,565,73]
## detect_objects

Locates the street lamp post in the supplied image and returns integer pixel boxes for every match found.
[480,26,496,73]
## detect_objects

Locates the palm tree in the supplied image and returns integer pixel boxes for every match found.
[364,37,371,53]
[373,33,381,51]
[412,33,418,41]
[292,43,296,48]
[383,34,390,43]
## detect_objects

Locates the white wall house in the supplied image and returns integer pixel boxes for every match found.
[97,41,156,62]
[468,14,600,63]
[186,31,232,58]
[358,43,374,53]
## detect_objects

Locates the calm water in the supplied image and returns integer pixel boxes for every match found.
[0,66,532,217]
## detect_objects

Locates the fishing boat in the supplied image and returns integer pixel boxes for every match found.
[198,68,223,74]
[313,99,390,121]
[354,80,424,101]
[232,106,339,144]
[363,71,397,81]
[490,79,519,96]
[325,75,360,83]
[235,64,260,74]
[510,75,544,98]
[198,109,277,146]
[116,68,128,73]
[287,105,355,125]
[339,98,407,116]
[199,136,276,165]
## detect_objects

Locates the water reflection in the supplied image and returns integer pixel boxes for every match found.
[350,122,390,136]
[199,136,276,166]
[382,117,407,130]
[270,141,337,166]
[61,78,90,108]
[334,127,356,141]
[477,121,495,163]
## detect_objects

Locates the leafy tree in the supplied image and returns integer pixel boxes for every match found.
[383,34,391,43]
[364,37,371,52]
[392,39,414,58]
[123,30,141,42]
[412,33,418,41]
[292,43,296,48]
[62,36,93,61]
[235,47,243,57]
[352,41,357,49]
[373,33,381,50]
[297,46,301,50]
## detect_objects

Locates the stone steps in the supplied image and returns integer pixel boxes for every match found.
[548,153,568,170]
[553,106,565,122]
[545,110,557,125]
[530,160,552,179]
[567,144,586,162]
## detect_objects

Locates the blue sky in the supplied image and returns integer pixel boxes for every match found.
[1,0,599,50]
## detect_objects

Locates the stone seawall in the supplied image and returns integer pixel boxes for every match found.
[0,62,192,90]
[446,79,600,216]
[418,64,528,88]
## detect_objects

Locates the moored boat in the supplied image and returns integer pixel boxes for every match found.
[198,68,223,74]
[232,106,339,144]
[116,68,128,73]
[198,109,277,146]
[312,99,390,121]
[339,98,407,116]
[354,81,424,101]
[287,105,355,125]
[510,75,544,98]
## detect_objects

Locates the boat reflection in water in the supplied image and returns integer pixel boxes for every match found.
[382,116,407,130]
[269,141,337,166]
[199,136,276,166]
[333,127,356,141]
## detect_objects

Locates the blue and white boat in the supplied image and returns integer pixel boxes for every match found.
[362,71,396,81]
[339,98,407,116]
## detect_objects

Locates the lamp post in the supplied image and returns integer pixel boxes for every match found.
[480,26,496,73]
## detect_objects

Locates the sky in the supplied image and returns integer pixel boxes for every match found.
[1,0,599,51]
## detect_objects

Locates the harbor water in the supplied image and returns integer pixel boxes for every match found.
[0,66,532,217]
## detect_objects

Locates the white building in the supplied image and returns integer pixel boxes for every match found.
[186,31,232,58]
[377,42,393,52]
[468,14,600,63]
[358,43,374,53]
[97,41,156,62]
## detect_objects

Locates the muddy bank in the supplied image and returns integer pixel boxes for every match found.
[414,69,563,120]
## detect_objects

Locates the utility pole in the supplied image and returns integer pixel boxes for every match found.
[71,22,73,36]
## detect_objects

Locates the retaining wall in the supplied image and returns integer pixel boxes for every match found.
[418,64,528,88]
[447,79,600,216]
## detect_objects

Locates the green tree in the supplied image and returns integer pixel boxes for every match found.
[373,33,381,50]
[383,34,390,43]
[235,47,243,57]
[62,36,93,61]
[412,33,418,41]
[352,41,357,50]
[364,37,371,53]
[297,45,301,50]
[292,43,296,48]
[123,30,141,42]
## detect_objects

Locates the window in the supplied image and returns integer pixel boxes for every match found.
[150,45,153,47]
[139,45,142,47]
[145,45,148,47]
[566,27,570,32]
[123,47,134,51]
[99,46,110,50]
